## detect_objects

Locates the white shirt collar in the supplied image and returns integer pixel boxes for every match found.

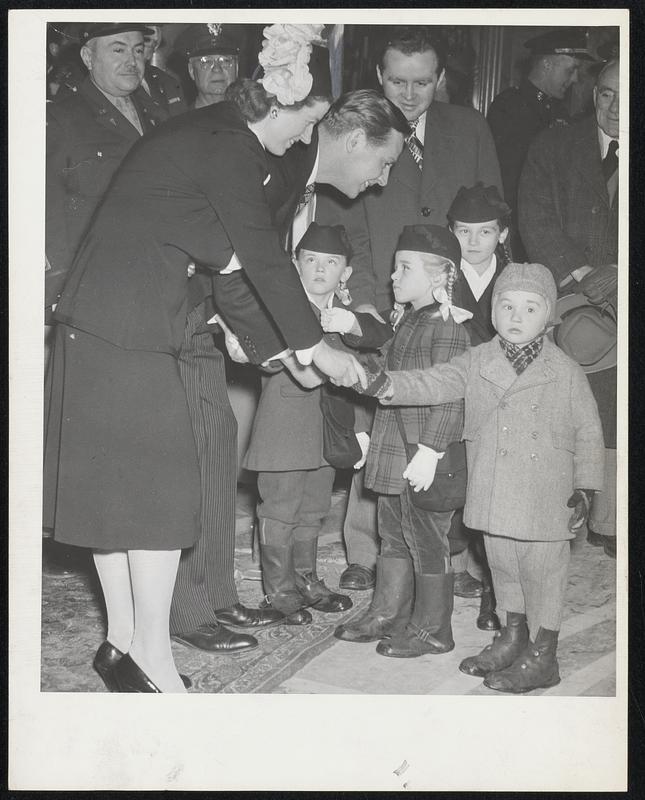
[460,253,497,302]
[598,127,618,159]
[307,147,320,186]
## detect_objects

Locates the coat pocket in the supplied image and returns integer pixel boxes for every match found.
[552,426,576,453]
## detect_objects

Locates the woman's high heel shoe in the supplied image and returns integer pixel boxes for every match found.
[101,649,192,692]
[112,653,161,693]
[93,641,124,692]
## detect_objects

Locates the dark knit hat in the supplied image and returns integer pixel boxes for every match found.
[524,27,595,61]
[396,225,461,267]
[447,182,511,223]
[81,23,153,44]
[177,23,240,59]
[296,222,352,259]
[493,262,558,323]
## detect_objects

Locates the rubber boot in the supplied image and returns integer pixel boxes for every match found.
[376,572,455,658]
[259,542,312,626]
[334,556,413,643]
[459,611,529,677]
[294,537,352,613]
[484,627,561,693]
[476,570,501,631]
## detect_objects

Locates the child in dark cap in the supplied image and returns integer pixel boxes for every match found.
[446,182,512,631]
[243,222,390,625]
[331,224,471,658]
[357,262,604,692]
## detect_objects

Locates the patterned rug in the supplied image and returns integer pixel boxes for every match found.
[40,535,370,694]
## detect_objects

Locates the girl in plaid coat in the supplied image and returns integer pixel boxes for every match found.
[330,225,471,658]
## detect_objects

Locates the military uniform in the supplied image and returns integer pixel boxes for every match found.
[45,75,169,307]
[487,79,570,259]
[143,63,188,118]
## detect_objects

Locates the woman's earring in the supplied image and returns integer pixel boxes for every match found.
[270,108,278,119]
[335,279,352,306]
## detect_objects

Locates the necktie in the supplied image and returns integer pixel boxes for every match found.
[296,183,315,215]
[602,139,618,182]
[114,95,143,135]
[407,119,423,169]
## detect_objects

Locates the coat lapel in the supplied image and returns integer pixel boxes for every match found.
[571,116,608,206]
[478,341,517,392]
[420,104,452,205]
[79,78,142,144]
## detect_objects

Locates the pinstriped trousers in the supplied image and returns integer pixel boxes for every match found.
[169,302,239,634]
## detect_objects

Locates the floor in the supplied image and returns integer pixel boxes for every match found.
[41,479,617,696]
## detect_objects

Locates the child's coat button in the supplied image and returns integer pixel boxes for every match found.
[499,448,507,456]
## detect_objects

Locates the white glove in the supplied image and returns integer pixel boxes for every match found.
[224,333,249,364]
[321,307,359,335]
[353,431,370,470]
[403,444,444,492]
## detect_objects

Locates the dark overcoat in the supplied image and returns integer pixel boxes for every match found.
[517,114,618,446]
[45,76,168,306]
[54,101,322,357]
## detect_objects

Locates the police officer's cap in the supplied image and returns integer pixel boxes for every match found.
[178,24,241,60]
[81,23,154,44]
[524,27,595,61]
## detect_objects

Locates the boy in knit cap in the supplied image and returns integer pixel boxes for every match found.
[357,262,604,692]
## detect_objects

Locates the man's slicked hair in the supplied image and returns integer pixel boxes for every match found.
[378,26,447,75]
[321,89,410,146]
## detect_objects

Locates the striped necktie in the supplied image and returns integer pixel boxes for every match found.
[407,118,423,169]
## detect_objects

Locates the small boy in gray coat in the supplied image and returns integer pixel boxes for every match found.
[358,262,604,692]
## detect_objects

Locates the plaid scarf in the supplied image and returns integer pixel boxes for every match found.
[499,335,544,375]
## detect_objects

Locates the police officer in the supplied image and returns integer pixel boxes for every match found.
[45,22,170,308]
[141,24,188,117]
[487,27,595,259]
[176,23,241,109]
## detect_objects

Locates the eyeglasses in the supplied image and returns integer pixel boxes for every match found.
[194,55,237,70]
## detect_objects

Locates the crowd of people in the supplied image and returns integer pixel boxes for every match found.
[44,22,619,694]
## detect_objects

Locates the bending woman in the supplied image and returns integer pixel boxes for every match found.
[43,27,376,692]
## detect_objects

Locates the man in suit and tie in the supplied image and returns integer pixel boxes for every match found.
[45,22,169,309]
[315,27,503,590]
[518,58,619,558]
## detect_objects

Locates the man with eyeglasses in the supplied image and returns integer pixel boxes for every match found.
[178,24,240,109]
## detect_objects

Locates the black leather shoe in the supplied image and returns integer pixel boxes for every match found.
[172,623,258,654]
[603,535,616,559]
[453,571,483,598]
[94,641,124,691]
[112,653,161,693]
[94,641,192,689]
[476,590,501,631]
[587,529,604,547]
[339,564,376,591]
[214,602,285,629]
[297,571,353,613]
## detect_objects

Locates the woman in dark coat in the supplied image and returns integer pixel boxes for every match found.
[44,27,341,693]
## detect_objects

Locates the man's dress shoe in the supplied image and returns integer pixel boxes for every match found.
[453,571,483,598]
[214,602,284,629]
[172,623,258,653]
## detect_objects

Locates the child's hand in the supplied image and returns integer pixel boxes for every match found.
[567,489,594,532]
[321,307,360,335]
[403,444,444,492]
[353,432,370,470]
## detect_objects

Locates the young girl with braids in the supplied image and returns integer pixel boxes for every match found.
[327,225,471,658]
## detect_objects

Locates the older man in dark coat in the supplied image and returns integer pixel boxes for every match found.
[518,58,619,557]
[45,22,170,308]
